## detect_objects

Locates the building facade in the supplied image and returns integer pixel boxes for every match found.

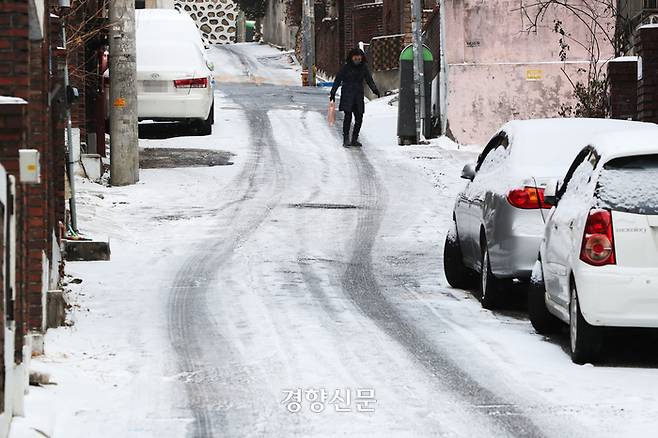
[0,0,98,432]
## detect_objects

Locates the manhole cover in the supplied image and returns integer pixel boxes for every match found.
[288,203,359,210]
[140,148,235,169]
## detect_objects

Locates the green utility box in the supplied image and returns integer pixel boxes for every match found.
[246,21,255,42]
[397,44,433,144]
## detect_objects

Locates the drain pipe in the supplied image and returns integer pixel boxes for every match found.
[438,0,448,136]
[61,12,79,232]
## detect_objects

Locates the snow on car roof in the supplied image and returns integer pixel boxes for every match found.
[136,9,205,55]
[137,40,205,69]
[136,9,198,36]
[135,9,194,22]
[502,118,653,143]
[499,118,658,177]
[590,128,658,164]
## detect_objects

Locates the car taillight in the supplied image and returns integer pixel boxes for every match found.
[580,209,616,266]
[507,186,553,209]
[173,77,208,88]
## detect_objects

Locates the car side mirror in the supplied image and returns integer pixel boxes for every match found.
[461,163,476,181]
[543,178,560,206]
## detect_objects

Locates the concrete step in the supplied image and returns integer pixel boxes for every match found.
[62,239,111,261]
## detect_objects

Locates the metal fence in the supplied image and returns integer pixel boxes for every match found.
[369,34,406,72]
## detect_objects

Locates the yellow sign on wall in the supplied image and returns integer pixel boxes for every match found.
[526,69,543,81]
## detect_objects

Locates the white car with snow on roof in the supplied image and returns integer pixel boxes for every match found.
[529,131,658,364]
[443,119,658,310]
[106,10,215,135]
[135,10,214,134]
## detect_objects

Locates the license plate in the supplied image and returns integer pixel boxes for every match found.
[141,80,168,93]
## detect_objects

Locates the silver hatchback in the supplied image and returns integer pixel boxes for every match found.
[443,118,655,309]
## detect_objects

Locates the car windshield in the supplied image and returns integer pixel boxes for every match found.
[596,154,658,215]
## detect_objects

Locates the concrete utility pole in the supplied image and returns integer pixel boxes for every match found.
[411,0,426,142]
[302,0,316,86]
[236,10,246,43]
[108,0,139,186]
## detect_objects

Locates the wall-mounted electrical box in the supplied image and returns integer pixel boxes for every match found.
[19,149,40,184]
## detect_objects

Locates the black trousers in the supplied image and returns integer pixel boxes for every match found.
[343,110,363,139]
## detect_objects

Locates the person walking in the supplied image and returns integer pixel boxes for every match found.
[330,48,381,147]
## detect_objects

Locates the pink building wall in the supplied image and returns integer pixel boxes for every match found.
[443,0,614,144]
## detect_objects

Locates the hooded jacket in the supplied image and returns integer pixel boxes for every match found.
[330,48,380,113]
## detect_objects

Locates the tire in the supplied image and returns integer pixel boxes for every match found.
[569,282,603,364]
[208,102,215,125]
[528,260,561,334]
[195,104,213,135]
[443,222,474,289]
[480,243,506,310]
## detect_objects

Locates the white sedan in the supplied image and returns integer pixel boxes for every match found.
[104,9,215,135]
[529,129,658,364]
[135,10,214,134]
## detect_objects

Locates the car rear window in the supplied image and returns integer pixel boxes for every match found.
[137,42,204,69]
[596,154,658,215]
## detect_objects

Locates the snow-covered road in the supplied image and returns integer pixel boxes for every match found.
[21,43,658,438]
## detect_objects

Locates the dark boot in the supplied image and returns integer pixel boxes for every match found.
[343,111,353,147]
[351,112,363,146]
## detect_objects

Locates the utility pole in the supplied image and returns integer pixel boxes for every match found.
[302,0,316,86]
[108,0,139,185]
[236,10,246,43]
[411,0,426,142]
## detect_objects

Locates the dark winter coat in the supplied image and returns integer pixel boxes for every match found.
[330,49,380,114]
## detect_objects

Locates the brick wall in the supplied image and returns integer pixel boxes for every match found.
[0,100,28,364]
[0,1,30,100]
[0,0,68,336]
[383,0,401,34]
[636,25,658,123]
[402,0,411,43]
[342,0,381,56]
[0,0,32,361]
[608,57,638,121]
[352,3,383,47]
[316,18,342,77]
[27,36,48,331]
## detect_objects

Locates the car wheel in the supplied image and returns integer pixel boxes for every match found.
[528,260,561,335]
[569,283,603,364]
[194,105,213,135]
[443,221,475,289]
[480,243,505,310]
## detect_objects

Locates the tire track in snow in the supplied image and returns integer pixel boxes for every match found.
[341,147,550,438]
[168,99,286,437]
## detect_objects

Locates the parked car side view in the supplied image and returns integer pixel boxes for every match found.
[443,119,658,310]
[529,130,658,364]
